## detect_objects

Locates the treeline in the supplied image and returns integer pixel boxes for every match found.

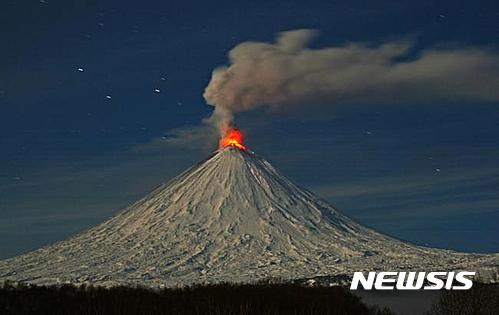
[0,281,392,315]
[429,283,499,315]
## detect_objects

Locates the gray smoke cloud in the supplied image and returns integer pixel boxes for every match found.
[203,29,499,132]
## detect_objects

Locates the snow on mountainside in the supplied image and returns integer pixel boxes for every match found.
[0,147,498,287]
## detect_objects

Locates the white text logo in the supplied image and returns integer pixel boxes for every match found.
[350,271,475,290]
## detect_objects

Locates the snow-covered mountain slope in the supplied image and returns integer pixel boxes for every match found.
[1,147,497,287]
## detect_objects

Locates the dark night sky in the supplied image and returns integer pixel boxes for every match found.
[1,0,499,258]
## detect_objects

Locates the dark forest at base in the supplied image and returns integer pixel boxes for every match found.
[0,282,391,315]
[0,281,497,315]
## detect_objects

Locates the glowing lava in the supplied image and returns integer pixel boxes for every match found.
[219,128,247,150]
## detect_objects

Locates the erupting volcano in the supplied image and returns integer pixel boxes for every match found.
[0,129,497,287]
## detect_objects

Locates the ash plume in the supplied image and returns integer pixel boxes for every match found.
[203,29,499,131]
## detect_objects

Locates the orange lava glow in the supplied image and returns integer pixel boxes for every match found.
[219,128,247,150]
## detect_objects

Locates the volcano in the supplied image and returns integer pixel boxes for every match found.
[0,145,497,287]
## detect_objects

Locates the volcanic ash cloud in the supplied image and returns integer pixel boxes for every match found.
[203,29,499,131]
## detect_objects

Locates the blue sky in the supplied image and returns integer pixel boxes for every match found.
[1,0,498,258]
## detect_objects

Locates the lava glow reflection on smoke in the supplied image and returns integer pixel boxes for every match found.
[219,128,247,150]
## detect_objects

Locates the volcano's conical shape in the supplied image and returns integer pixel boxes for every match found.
[1,147,497,286]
